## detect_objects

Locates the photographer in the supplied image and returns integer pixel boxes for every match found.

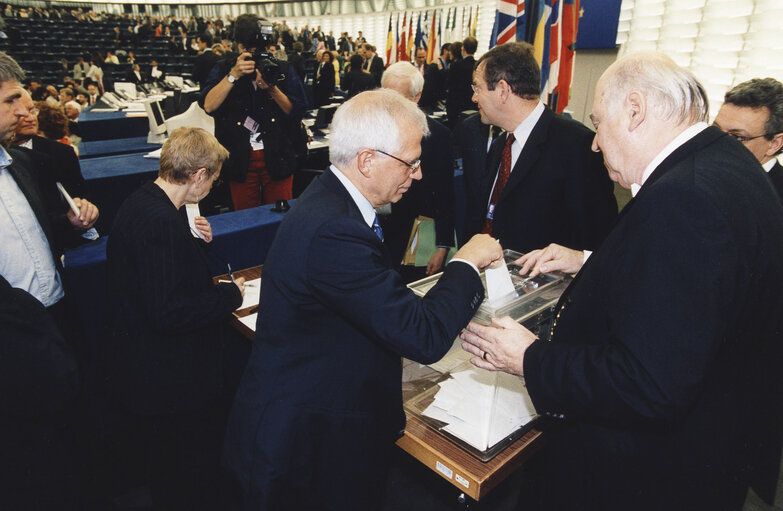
[200,14,307,210]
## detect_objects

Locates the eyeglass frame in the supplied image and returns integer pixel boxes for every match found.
[372,148,421,174]
[725,132,767,144]
[25,107,39,117]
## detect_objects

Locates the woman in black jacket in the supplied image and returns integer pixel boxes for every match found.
[314,50,336,107]
[106,127,244,510]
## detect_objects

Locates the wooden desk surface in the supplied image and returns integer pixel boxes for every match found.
[215,266,262,341]
[222,265,544,501]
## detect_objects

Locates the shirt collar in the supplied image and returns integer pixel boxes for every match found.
[511,101,545,146]
[0,146,13,168]
[631,122,709,197]
[329,164,376,228]
[762,158,777,173]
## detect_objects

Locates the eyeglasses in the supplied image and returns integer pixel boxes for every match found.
[726,132,766,143]
[471,84,479,94]
[26,107,39,117]
[373,149,421,174]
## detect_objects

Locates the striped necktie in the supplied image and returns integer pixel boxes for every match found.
[372,216,384,241]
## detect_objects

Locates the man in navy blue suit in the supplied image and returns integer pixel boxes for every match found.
[223,88,503,510]
[714,77,783,200]
[462,52,783,511]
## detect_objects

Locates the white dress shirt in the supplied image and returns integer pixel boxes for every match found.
[0,147,65,306]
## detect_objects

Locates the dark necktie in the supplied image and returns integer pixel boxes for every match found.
[482,133,516,235]
[372,216,384,242]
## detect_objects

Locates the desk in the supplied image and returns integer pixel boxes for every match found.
[63,203,289,354]
[80,153,160,233]
[225,264,543,505]
[78,110,150,141]
[79,136,161,158]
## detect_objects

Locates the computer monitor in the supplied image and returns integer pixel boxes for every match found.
[114,82,137,100]
[314,105,337,129]
[143,98,167,143]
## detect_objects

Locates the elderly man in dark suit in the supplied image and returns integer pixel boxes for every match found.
[461,51,783,511]
[223,89,503,510]
[379,61,456,281]
[465,42,617,253]
[714,77,783,200]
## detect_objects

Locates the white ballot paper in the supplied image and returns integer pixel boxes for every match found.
[485,259,516,305]
[239,313,258,332]
[185,204,205,240]
[238,278,261,310]
[422,366,536,451]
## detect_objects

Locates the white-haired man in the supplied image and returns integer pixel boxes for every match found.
[380,61,455,280]
[223,89,503,510]
[461,51,783,510]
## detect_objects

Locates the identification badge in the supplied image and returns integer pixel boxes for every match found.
[243,116,260,133]
[486,203,496,220]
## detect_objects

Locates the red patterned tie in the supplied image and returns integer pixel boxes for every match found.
[482,133,515,235]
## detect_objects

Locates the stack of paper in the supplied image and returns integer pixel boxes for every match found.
[422,367,536,451]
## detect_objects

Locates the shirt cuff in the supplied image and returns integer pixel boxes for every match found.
[448,258,480,276]
[583,250,592,264]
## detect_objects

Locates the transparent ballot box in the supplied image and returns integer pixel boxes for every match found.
[402,250,571,461]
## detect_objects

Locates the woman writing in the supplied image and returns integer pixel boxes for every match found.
[106,127,244,510]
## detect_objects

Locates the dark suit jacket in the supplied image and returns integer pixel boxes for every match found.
[0,276,81,510]
[446,55,475,127]
[192,49,220,89]
[465,107,617,252]
[313,60,335,107]
[223,168,484,510]
[366,54,384,86]
[5,148,82,269]
[768,159,783,199]
[28,135,86,200]
[106,182,242,415]
[523,127,783,510]
[419,62,444,112]
[341,69,376,98]
[287,52,306,82]
[454,113,491,245]
[381,116,455,264]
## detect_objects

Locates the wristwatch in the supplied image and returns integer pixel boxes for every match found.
[227,73,237,84]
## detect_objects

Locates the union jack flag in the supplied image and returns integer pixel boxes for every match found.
[489,0,527,48]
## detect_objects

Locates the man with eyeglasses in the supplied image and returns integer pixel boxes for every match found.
[713,78,783,199]
[464,42,617,254]
[223,89,503,510]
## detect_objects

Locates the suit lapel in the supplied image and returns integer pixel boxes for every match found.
[498,107,553,204]
[5,156,59,262]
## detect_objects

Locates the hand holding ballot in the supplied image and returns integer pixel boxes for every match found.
[452,234,504,270]
[192,215,213,243]
[460,316,537,376]
[65,196,99,229]
[515,243,584,277]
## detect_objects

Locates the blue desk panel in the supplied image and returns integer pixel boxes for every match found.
[77,110,149,141]
[63,202,291,350]
[79,136,161,158]
[80,153,160,233]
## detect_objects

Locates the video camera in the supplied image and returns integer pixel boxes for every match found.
[246,19,285,85]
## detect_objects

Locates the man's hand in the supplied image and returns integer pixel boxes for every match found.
[193,216,212,243]
[426,247,448,275]
[460,317,537,376]
[231,52,256,80]
[516,243,584,277]
[66,197,98,229]
[453,234,503,269]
